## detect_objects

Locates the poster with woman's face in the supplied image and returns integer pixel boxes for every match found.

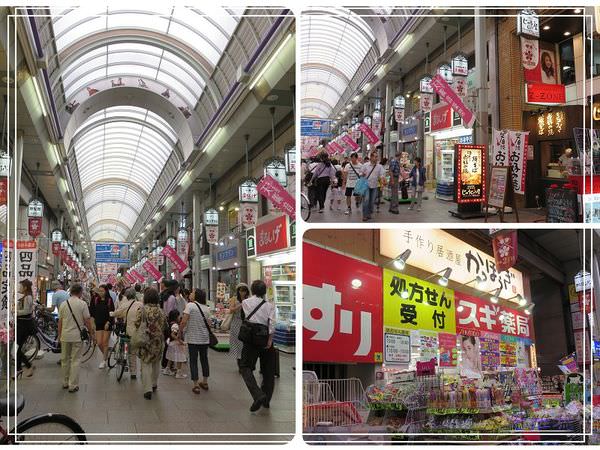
[524,41,558,85]
[459,335,483,379]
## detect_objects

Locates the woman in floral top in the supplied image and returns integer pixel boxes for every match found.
[134,288,167,400]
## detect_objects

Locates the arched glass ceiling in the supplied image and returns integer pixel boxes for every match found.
[301,8,375,118]
[51,7,238,65]
[72,106,177,242]
[59,43,206,106]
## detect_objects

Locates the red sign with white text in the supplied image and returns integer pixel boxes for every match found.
[303,242,383,363]
[431,74,476,128]
[161,244,190,275]
[256,175,295,220]
[256,215,289,256]
[124,272,136,284]
[130,269,145,284]
[430,103,453,131]
[28,217,42,238]
[142,260,163,282]
[492,230,518,272]
[526,83,566,105]
[455,291,533,340]
[358,122,382,146]
[578,290,594,314]
[51,242,61,256]
[341,134,360,151]
[0,178,7,205]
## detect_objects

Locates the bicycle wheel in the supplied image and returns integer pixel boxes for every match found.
[115,346,126,382]
[22,334,40,365]
[12,413,86,442]
[107,345,117,369]
[301,193,311,221]
[80,338,96,364]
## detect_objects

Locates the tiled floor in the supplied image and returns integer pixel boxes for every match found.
[13,346,295,443]
[305,189,548,224]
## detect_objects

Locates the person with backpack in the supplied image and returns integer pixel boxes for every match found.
[58,283,93,392]
[239,280,276,412]
[309,152,338,213]
[110,288,142,379]
[90,285,115,369]
[342,152,363,215]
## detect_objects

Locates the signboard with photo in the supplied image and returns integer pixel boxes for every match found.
[455,144,486,204]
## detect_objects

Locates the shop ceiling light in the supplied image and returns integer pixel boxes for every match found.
[392,249,411,271]
[249,33,292,90]
[490,288,501,304]
[32,75,48,117]
[518,295,528,307]
[351,279,362,289]
[564,31,571,36]
[543,25,550,30]
[438,267,452,287]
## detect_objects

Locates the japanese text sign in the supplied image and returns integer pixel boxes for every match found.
[358,122,381,146]
[379,229,524,300]
[430,103,452,132]
[383,269,456,334]
[142,260,162,282]
[492,230,518,272]
[456,144,486,204]
[303,242,383,363]
[526,83,566,105]
[256,215,289,256]
[455,291,532,339]
[508,130,529,195]
[256,175,295,220]
[431,74,476,128]
[161,244,190,275]
[1,240,37,318]
[340,134,360,151]
[439,333,458,367]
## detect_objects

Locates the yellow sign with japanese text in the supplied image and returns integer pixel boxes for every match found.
[383,269,456,334]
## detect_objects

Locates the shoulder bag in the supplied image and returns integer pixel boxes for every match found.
[66,300,89,342]
[238,300,270,348]
[354,164,376,197]
[194,302,218,348]
[220,298,234,332]
[130,307,148,349]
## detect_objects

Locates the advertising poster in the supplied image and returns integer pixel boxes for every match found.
[488,166,509,209]
[418,330,439,362]
[384,329,411,364]
[456,144,486,203]
[95,243,130,264]
[480,332,501,371]
[383,269,456,334]
[500,336,518,366]
[303,242,383,363]
[438,332,458,367]
[524,41,559,84]
[459,334,483,378]
[517,340,531,368]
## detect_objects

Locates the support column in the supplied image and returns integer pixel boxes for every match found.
[192,191,202,289]
[383,81,393,160]
[54,211,64,279]
[474,8,489,147]
[8,131,23,316]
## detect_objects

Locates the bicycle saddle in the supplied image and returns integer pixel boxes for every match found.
[0,393,25,417]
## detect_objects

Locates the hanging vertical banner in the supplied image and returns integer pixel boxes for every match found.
[142,259,163,282]
[358,122,382,146]
[0,153,10,206]
[352,123,362,141]
[372,109,383,138]
[453,77,467,98]
[205,225,219,245]
[177,229,189,264]
[420,93,433,113]
[256,175,295,220]
[329,140,345,154]
[124,272,136,284]
[130,269,145,284]
[325,143,337,156]
[241,204,258,229]
[340,133,360,151]
[492,230,519,272]
[491,129,510,167]
[508,130,529,195]
[1,240,38,318]
[28,218,43,238]
[161,244,190,275]
[520,36,539,70]
[431,74,476,128]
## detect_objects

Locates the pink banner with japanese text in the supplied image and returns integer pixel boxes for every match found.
[358,122,381,146]
[130,269,145,284]
[431,74,476,128]
[124,272,136,284]
[257,175,295,220]
[341,133,360,151]
[161,244,190,275]
[142,260,163,282]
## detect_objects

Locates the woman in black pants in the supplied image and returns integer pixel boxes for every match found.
[179,289,212,393]
[16,280,35,378]
[310,152,337,213]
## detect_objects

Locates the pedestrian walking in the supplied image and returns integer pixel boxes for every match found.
[408,157,426,211]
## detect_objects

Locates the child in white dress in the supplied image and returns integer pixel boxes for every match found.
[165,322,188,379]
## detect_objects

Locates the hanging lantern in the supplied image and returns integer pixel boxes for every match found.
[420,93,434,113]
[419,75,434,94]
[284,144,296,174]
[166,236,176,249]
[437,63,453,85]
[51,229,62,256]
[393,95,406,124]
[238,177,258,203]
[203,208,219,226]
[363,115,372,127]
[517,9,540,39]
[451,53,469,76]
[263,156,287,187]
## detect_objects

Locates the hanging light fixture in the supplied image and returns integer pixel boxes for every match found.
[436,26,453,85]
[392,249,411,271]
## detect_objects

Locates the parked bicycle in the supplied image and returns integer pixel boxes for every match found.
[0,393,86,443]
[301,192,311,221]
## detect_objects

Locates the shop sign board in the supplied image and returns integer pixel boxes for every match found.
[300,118,333,137]
[438,332,458,367]
[379,229,524,299]
[161,244,189,275]
[204,209,219,226]
[289,220,296,247]
[1,240,37,318]
[27,199,43,217]
[358,122,381,146]
[264,157,288,187]
[546,188,578,223]
[452,54,469,76]
[241,203,258,229]
[456,144,486,204]
[526,83,566,105]
[488,166,510,209]
[238,179,258,203]
[491,129,510,167]
[430,103,452,132]
[303,242,383,363]
[340,133,360,151]
[430,74,476,128]
[384,331,410,364]
[256,215,289,256]
[95,243,130,264]
[574,270,592,293]
[578,290,593,314]
[216,241,239,270]
[402,120,418,141]
[508,131,529,195]
[454,291,532,340]
[517,9,540,38]
[256,175,295,220]
[246,228,256,258]
[142,259,162,282]
[383,269,456,334]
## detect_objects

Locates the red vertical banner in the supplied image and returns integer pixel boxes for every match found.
[28,218,42,238]
[492,230,518,272]
[358,122,382,146]
[161,244,190,275]
[0,178,7,205]
[340,134,360,151]
[142,260,163,282]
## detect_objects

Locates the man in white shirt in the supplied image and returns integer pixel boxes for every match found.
[240,280,277,412]
[360,150,386,221]
[342,152,363,214]
[58,284,92,392]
